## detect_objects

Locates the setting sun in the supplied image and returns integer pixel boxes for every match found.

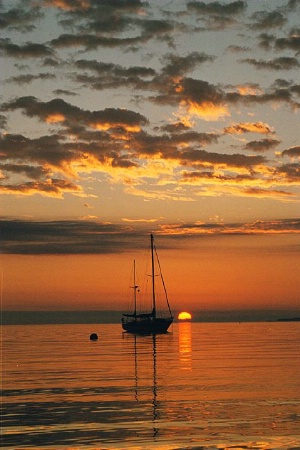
[178,311,192,320]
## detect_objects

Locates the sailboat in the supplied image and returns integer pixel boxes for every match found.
[122,234,173,334]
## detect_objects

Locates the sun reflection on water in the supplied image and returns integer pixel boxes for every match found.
[178,321,192,371]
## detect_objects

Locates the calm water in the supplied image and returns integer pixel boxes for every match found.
[2,322,300,449]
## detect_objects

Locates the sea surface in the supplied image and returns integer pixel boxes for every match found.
[2,322,300,449]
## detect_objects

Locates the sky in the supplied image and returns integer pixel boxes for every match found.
[0,0,299,316]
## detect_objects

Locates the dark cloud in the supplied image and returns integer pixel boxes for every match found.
[0,163,50,180]
[73,59,156,91]
[0,114,7,129]
[0,219,143,255]
[225,89,294,107]
[42,57,60,67]
[50,33,143,50]
[244,138,281,152]
[227,45,251,53]
[0,5,42,31]
[276,163,300,181]
[249,11,287,30]
[1,96,148,131]
[179,148,264,168]
[187,1,246,17]
[151,77,225,108]
[49,1,176,47]
[133,130,219,154]
[282,146,300,157]
[287,0,300,10]
[0,38,54,58]
[5,73,56,85]
[161,52,215,78]
[53,89,77,97]
[73,52,215,96]
[275,34,300,52]
[258,30,300,53]
[159,122,191,133]
[242,56,300,70]
[1,218,299,254]
[0,130,127,179]
[0,179,80,197]
[243,187,294,197]
[75,59,156,78]
[186,0,247,29]
[182,170,255,182]
[257,33,275,50]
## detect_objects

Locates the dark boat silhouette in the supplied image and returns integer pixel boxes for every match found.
[122,234,173,334]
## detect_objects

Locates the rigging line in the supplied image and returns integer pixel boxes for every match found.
[154,246,173,318]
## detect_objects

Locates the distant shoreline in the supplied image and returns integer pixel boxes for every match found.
[277,317,300,322]
[2,310,300,325]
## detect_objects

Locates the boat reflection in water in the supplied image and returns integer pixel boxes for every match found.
[178,321,192,371]
[124,332,159,439]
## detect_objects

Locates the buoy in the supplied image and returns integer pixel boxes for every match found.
[90,333,98,341]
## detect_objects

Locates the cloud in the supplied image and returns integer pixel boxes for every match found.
[158,218,300,236]
[50,33,143,50]
[187,1,247,29]
[179,148,264,168]
[0,1,299,207]
[258,30,300,53]
[0,179,81,198]
[282,146,300,158]
[224,122,274,134]
[275,34,300,52]
[43,0,91,11]
[243,187,295,199]
[1,96,148,131]
[249,11,287,30]
[0,38,54,57]
[5,73,56,85]
[166,78,230,121]
[274,163,300,182]
[1,218,299,254]
[0,219,141,254]
[242,57,300,71]
[0,4,42,31]
[244,138,281,152]
[187,0,247,15]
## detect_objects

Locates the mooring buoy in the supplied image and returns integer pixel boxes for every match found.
[90,333,98,341]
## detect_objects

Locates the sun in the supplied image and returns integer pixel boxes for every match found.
[178,311,192,320]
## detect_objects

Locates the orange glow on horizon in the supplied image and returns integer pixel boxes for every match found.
[178,311,192,320]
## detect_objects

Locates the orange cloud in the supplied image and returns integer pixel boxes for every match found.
[0,179,81,198]
[237,85,263,96]
[224,122,274,134]
[158,219,300,236]
[183,100,230,121]
[44,0,90,11]
[45,114,66,123]
[122,218,158,223]
[90,122,141,132]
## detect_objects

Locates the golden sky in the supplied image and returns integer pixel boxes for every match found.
[0,0,299,314]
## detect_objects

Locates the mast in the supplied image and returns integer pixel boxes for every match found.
[131,259,139,317]
[150,234,156,318]
[133,259,137,316]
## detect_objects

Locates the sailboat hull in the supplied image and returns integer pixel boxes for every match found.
[122,317,173,334]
